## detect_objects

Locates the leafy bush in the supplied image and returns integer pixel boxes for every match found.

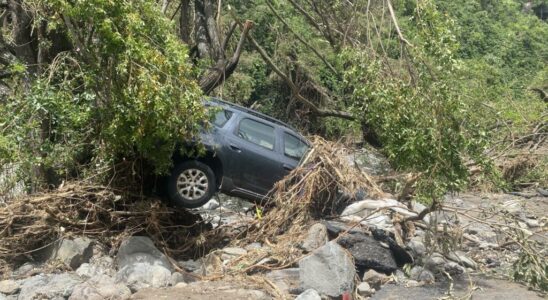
[0,0,205,187]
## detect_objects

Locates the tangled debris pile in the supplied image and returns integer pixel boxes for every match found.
[0,184,206,273]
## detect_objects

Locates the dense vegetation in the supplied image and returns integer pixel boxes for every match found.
[0,0,546,200]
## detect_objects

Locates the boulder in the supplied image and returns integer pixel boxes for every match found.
[0,280,19,295]
[298,241,356,298]
[115,262,172,292]
[69,275,131,300]
[295,289,321,300]
[50,237,94,269]
[265,268,300,295]
[301,223,328,252]
[338,233,398,273]
[409,266,435,283]
[18,273,83,300]
[116,236,172,271]
[362,269,390,289]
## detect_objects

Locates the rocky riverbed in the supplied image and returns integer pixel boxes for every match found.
[0,189,546,300]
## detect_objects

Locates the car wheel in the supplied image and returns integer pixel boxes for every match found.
[168,160,216,208]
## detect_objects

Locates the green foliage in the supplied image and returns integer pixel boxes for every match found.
[344,0,488,201]
[0,0,205,186]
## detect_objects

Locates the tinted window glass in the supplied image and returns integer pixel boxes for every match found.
[284,133,309,159]
[238,119,275,150]
[212,109,233,127]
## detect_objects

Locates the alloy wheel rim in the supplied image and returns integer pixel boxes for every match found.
[176,168,209,201]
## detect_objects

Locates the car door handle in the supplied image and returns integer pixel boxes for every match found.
[283,164,294,171]
[229,144,242,153]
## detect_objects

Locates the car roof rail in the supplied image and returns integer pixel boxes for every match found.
[207,97,298,131]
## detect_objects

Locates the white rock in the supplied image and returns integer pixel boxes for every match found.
[357,282,375,297]
[0,280,19,295]
[201,199,220,210]
[295,289,321,300]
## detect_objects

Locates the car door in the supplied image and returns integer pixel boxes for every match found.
[224,117,284,195]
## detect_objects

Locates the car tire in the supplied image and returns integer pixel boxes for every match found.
[168,160,216,208]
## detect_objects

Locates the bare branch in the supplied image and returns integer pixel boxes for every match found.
[198,20,254,94]
[386,0,412,46]
[265,0,338,75]
[235,20,354,121]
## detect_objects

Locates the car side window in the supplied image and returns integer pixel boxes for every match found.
[237,118,275,150]
[284,133,309,160]
[213,109,233,127]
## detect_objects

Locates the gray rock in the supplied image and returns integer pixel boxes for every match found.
[464,223,498,244]
[411,201,428,214]
[69,275,131,300]
[295,289,321,300]
[76,255,115,278]
[11,263,37,278]
[357,282,375,297]
[194,253,223,276]
[265,268,300,295]
[201,199,220,210]
[50,237,94,269]
[18,273,83,300]
[409,266,435,283]
[524,218,540,228]
[406,239,426,258]
[338,233,398,273]
[0,293,6,300]
[362,269,390,289]
[302,223,328,252]
[323,220,366,236]
[424,253,447,272]
[178,259,201,272]
[501,199,522,214]
[115,262,172,292]
[116,236,172,271]
[299,241,356,297]
[171,272,186,286]
[0,280,19,295]
[444,262,465,276]
[446,251,477,270]
[245,242,263,251]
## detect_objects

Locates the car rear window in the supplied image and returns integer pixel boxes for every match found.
[238,118,275,150]
[284,133,309,160]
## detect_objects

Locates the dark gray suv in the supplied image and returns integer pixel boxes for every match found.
[167,98,310,208]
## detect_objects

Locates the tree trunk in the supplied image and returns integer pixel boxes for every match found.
[179,0,192,44]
